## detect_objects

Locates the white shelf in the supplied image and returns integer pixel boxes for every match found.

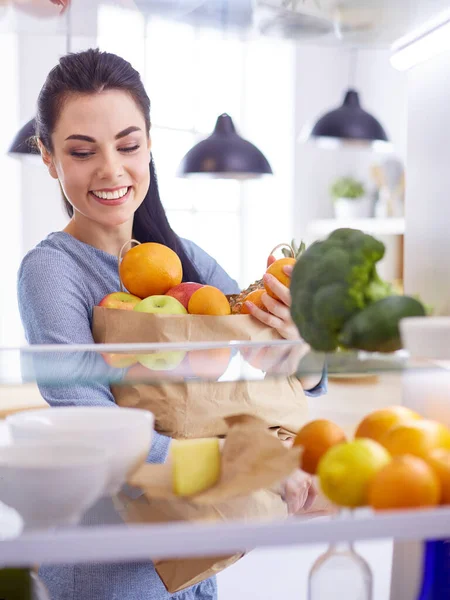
[1,507,450,566]
[307,218,405,238]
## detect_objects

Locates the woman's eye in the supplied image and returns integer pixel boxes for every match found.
[71,151,94,159]
[119,145,140,153]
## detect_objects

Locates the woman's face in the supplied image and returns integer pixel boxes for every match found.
[43,89,151,229]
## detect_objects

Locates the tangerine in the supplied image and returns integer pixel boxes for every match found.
[188,348,232,379]
[120,242,182,298]
[294,419,347,474]
[355,406,421,444]
[381,419,450,458]
[240,289,269,314]
[264,257,296,300]
[368,455,441,510]
[425,449,450,505]
[188,286,231,316]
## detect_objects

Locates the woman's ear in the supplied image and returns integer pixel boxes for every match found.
[38,140,58,180]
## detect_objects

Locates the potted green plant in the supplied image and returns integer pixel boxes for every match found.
[330,176,371,219]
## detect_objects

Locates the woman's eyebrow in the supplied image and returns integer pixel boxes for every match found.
[65,126,141,143]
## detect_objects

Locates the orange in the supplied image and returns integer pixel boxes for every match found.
[119,242,182,298]
[264,257,296,300]
[381,419,450,459]
[425,449,450,504]
[188,348,232,380]
[188,285,231,316]
[368,455,441,510]
[240,289,269,314]
[355,406,421,444]
[293,419,347,474]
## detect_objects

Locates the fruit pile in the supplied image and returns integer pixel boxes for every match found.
[294,406,450,511]
[99,241,231,316]
[98,239,304,317]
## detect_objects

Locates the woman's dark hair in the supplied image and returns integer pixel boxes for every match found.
[35,48,203,283]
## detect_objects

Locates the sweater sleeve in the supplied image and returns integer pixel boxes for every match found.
[17,248,170,464]
[181,239,240,294]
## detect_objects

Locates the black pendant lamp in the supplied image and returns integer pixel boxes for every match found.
[310,88,389,145]
[9,118,39,155]
[8,5,71,157]
[177,113,273,179]
[308,48,390,149]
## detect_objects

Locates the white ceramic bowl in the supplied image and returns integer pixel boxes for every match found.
[0,442,109,530]
[400,316,450,360]
[6,407,154,495]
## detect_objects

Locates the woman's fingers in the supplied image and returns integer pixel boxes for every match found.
[261,293,292,321]
[263,274,291,307]
[244,301,284,330]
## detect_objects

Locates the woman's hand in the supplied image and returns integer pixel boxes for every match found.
[240,342,310,377]
[49,0,70,13]
[280,469,318,515]
[244,261,299,340]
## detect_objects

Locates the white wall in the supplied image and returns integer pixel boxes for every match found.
[404,47,450,313]
[18,35,68,257]
[0,33,21,347]
[293,46,408,242]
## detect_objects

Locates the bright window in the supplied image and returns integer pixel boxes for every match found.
[98,6,295,289]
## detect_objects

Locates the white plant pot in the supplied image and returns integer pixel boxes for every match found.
[333,197,372,219]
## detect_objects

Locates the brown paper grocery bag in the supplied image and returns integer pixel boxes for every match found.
[115,415,301,593]
[93,307,284,344]
[92,307,308,438]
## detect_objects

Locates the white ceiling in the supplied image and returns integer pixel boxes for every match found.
[131,0,450,47]
[252,0,450,47]
[2,0,449,48]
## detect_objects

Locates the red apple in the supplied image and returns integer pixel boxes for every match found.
[98,291,141,310]
[165,282,204,310]
[101,352,138,369]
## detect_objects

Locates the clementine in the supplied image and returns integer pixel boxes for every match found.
[264,257,296,300]
[368,455,441,510]
[188,348,232,379]
[119,242,182,298]
[293,419,347,474]
[240,289,269,314]
[381,419,450,459]
[425,449,450,504]
[188,285,231,316]
[355,406,422,444]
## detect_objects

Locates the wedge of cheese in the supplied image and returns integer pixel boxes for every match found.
[171,438,221,497]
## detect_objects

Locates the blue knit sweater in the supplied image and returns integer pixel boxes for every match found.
[17,232,326,600]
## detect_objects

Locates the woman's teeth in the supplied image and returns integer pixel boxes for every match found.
[91,187,129,200]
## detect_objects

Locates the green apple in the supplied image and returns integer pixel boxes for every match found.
[134,295,187,315]
[138,350,187,371]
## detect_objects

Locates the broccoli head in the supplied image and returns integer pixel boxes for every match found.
[290,228,394,352]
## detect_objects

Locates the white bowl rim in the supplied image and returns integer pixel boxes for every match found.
[6,406,154,431]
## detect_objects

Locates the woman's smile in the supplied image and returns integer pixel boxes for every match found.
[89,185,132,206]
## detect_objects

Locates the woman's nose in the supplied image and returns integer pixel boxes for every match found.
[98,151,124,180]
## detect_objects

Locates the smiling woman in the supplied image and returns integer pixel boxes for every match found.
[16,48,322,600]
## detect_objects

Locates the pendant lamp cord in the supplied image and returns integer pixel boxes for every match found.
[65,1,72,54]
[348,47,357,88]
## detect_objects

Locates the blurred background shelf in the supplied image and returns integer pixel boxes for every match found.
[307,218,405,239]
